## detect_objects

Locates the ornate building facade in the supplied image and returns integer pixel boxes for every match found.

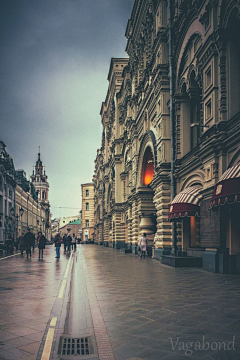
[30,148,51,239]
[81,183,94,242]
[93,0,240,273]
[0,141,16,242]
[0,142,51,242]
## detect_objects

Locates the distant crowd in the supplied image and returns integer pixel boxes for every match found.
[2,230,81,260]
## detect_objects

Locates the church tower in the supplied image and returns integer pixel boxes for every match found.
[31,147,50,208]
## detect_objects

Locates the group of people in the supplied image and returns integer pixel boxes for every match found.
[18,228,47,259]
[53,233,79,258]
[16,229,80,260]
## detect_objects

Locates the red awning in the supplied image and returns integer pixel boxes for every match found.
[168,186,202,221]
[210,163,240,209]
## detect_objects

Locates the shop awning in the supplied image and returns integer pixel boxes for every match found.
[210,163,240,209]
[168,186,202,220]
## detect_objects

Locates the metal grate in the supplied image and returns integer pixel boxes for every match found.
[59,337,92,356]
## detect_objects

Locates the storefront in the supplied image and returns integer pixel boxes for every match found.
[169,186,203,256]
[210,162,240,273]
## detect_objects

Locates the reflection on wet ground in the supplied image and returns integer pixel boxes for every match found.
[1,244,240,360]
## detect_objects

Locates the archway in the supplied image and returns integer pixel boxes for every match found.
[142,147,154,186]
[137,143,157,254]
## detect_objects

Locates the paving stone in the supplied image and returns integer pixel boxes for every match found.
[1,245,240,360]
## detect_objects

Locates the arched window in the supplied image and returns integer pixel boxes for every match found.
[180,74,202,156]
[142,147,154,186]
[227,12,240,118]
[86,202,89,211]
[86,189,89,196]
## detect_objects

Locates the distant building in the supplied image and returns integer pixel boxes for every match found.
[31,147,50,208]
[15,170,48,237]
[59,218,81,238]
[0,141,16,242]
[81,183,94,242]
[0,141,50,242]
[30,147,51,240]
[93,0,240,273]
[58,215,79,230]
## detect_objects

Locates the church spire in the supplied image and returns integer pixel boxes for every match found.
[38,146,41,161]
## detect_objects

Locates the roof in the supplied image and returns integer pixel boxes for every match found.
[69,219,81,225]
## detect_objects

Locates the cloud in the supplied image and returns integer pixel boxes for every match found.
[0,0,134,218]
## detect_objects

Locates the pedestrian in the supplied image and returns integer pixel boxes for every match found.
[66,233,72,252]
[37,231,46,259]
[63,234,67,252]
[5,235,14,254]
[71,233,77,251]
[139,233,148,259]
[23,228,35,258]
[32,233,36,251]
[19,232,25,255]
[54,234,61,258]
[14,237,19,251]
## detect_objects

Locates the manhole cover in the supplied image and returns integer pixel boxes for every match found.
[59,337,93,356]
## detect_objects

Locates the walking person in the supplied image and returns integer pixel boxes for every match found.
[139,233,148,259]
[14,237,19,251]
[19,232,25,255]
[37,231,46,259]
[32,234,36,251]
[63,234,67,252]
[54,234,61,258]
[66,233,72,252]
[71,233,77,251]
[23,228,35,258]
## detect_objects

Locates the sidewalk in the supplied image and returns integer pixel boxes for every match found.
[81,245,240,360]
[0,245,70,360]
[0,244,240,360]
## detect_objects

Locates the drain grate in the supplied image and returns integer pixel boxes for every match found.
[59,337,92,356]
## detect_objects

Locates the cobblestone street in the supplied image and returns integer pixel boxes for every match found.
[0,245,240,360]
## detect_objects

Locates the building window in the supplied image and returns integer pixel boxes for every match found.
[205,66,212,89]
[86,202,89,210]
[86,220,89,227]
[86,189,89,196]
[205,11,210,31]
[205,99,212,120]
[42,191,45,199]
[142,147,154,186]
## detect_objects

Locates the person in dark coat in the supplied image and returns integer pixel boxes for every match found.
[54,234,61,258]
[23,228,35,258]
[66,234,72,252]
[63,234,67,252]
[37,231,46,259]
[19,232,25,255]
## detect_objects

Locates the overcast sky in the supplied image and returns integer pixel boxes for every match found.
[0,0,134,219]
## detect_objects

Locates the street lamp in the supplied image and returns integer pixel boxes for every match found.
[19,207,24,235]
[10,208,15,241]
[42,218,45,233]
[10,207,15,218]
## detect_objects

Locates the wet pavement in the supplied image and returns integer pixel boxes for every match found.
[0,245,240,360]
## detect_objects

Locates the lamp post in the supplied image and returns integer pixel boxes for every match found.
[10,207,15,241]
[37,219,39,232]
[15,215,19,243]
[19,207,24,235]
[42,218,45,234]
